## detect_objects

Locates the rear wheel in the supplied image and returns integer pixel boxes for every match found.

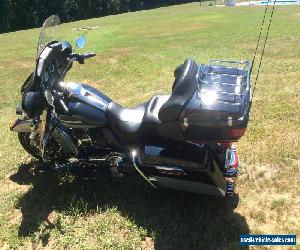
[18,132,41,159]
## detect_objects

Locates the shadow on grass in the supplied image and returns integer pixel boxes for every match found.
[10,161,249,249]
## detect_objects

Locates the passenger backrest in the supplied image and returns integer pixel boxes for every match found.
[158,59,198,122]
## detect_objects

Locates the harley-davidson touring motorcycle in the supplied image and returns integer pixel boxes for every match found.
[11,16,252,197]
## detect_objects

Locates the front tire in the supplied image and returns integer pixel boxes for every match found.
[18,132,41,159]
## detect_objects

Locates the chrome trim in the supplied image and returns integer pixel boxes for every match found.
[61,82,109,110]
[60,122,99,129]
[154,165,187,176]
[132,150,156,188]
[10,119,33,132]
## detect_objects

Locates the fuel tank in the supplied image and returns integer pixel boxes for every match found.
[59,82,111,128]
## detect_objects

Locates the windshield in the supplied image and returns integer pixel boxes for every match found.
[37,15,60,57]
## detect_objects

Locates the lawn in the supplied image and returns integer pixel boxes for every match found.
[0,2,299,249]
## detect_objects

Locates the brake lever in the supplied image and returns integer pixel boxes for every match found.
[68,53,82,64]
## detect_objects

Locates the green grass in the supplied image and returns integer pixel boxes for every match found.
[0,3,299,249]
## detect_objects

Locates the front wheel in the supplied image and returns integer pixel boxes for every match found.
[18,132,41,159]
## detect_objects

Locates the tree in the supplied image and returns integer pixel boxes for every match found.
[0,0,195,33]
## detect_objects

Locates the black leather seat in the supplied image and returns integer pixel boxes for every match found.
[107,95,170,143]
[107,102,145,138]
[107,58,199,143]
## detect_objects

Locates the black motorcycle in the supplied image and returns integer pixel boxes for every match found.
[11,15,252,197]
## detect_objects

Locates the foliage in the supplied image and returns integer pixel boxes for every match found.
[0,0,194,33]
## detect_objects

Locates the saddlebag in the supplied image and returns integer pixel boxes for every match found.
[139,144,227,196]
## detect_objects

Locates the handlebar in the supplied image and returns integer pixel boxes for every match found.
[70,53,96,64]
[83,53,96,59]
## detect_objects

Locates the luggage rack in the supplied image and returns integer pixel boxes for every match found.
[196,59,252,116]
[198,59,252,104]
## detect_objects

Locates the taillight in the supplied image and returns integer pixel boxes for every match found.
[228,128,246,137]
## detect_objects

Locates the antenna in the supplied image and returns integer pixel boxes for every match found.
[251,0,278,100]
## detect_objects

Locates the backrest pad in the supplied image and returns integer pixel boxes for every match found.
[158,59,198,122]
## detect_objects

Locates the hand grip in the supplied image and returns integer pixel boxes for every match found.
[83,53,96,59]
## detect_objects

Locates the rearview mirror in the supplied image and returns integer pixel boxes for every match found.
[76,35,86,49]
